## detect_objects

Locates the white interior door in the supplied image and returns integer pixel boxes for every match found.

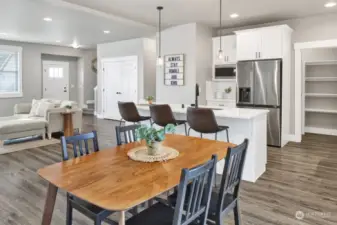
[103,61,122,120]
[102,56,138,120]
[121,60,138,102]
[43,61,69,100]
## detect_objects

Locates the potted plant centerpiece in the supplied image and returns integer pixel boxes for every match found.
[145,96,154,105]
[65,104,72,113]
[136,124,175,155]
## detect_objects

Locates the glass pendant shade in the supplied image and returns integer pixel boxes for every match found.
[218,49,224,59]
[157,57,163,66]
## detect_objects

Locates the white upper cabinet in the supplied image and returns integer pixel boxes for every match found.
[235,25,290,61]
[213,35,236,65]
[259,27,283,59]
[236,31,260,61]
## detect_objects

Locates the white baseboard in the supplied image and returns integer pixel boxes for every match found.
[305,127,337,136]
[95,113,104,119]
[284,134,301,143]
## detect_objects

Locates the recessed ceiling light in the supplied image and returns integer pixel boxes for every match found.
[230,13,239,18]
[56,40,61,43]
[103,30,110,34]
[325,2,336,7]
[0,33,8,36]
[43,17,53,22]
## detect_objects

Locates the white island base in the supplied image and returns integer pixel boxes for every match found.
[136,105,268,183]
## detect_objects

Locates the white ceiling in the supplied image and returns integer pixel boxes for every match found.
[0,0,155,48]
[64,0,337,27]
[1,0,337,48]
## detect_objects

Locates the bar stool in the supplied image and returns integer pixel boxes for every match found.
[187,107,229,142]
[118,102,151,126]
[149,104,187,135]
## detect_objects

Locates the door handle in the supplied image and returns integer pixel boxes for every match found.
[255,52,257,59]
[259,52,261,58]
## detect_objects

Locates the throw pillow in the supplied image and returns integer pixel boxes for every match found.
[36,101,55,117]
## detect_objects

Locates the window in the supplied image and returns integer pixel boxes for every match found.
[0,45,22,97]
[48,67,64,79]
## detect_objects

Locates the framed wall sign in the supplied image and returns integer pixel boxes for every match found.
[164,54,184,86]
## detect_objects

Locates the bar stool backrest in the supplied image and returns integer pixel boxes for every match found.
[187,107,219,133]
[118,102,141,122]
[150,104,176,127]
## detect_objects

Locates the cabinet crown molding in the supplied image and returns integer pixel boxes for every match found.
[234,24,293,34]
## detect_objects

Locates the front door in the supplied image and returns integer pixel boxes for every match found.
[43,61,69,100]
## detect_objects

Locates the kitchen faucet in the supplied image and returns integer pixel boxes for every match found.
[195,83,199,108]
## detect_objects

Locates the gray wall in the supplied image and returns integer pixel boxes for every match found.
[196,24,213,105]
[156,23,213,105]
[218,12,337,135]
[0,39,96,116]
[97,38,156,115]
[41,54,79,101]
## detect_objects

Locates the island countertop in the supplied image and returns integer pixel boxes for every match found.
[136,104,269,120]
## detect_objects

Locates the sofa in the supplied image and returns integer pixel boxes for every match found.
[12,99,82,140]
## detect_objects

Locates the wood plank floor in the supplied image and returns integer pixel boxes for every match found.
[0,115,336,225]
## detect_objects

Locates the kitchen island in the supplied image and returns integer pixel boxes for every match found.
[136,104,268,182]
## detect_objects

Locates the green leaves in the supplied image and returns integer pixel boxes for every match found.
[135,124,176,144]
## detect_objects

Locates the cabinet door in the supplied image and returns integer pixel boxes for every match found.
[260,28,283,59]
[236,31,259,60]
[223,35,236,64]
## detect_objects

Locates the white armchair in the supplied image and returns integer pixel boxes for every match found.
[14,101,83,139]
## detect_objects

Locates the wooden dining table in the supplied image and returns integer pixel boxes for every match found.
[38,134,234,225]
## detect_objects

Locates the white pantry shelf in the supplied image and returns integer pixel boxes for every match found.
[305,93,337,98]
[305,127,337,136]
[306,77,337,82]
[305,108,337,114]
[305,60,337,66]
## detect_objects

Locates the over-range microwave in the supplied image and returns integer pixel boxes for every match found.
[214,64,236,80]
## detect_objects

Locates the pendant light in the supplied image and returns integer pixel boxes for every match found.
[157,6,164,66]
[218,0,224,60]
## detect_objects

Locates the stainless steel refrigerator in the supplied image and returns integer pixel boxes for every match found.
[236,59,282,147]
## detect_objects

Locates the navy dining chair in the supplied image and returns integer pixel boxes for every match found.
[167,139,249,225]
[209,139,249,225]
[115,124,140,145]
[125,155,218,225]
[61,131,117,225]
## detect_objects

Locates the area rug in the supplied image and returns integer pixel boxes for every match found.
[0,138,59,155]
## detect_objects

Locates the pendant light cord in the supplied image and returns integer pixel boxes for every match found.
[158,7,162,58]
[219,0,222,51]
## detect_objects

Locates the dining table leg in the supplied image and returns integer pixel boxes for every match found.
[119,211,126,225]
[41,183,58,225]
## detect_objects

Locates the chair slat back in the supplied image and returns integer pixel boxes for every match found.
[173,155,217,225]
[115,125,140,145]
[217,139,249,215]
[60,131,99,161]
